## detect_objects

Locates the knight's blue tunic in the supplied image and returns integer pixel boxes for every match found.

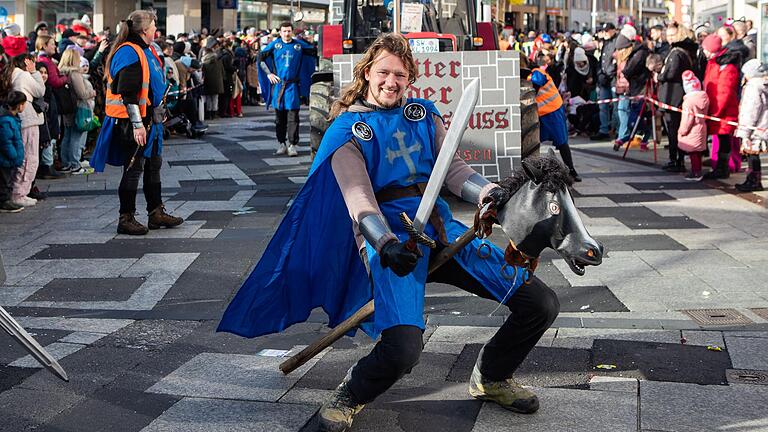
[218,98,528,339]
[258,38,314,110]
[91,44,167,172]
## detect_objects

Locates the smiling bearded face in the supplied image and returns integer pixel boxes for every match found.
[364,50,410,108]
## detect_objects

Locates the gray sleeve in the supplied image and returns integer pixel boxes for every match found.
[259,61,272,75]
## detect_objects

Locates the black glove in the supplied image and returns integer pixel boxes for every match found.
[483,186,511,210]
[379,240,419,277]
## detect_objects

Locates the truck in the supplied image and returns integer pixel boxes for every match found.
[307,0,539,180]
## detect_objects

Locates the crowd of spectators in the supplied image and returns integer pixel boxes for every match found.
[500,19,766,190]
[0,16,312,212]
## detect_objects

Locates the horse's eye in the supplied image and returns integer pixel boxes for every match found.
[548,201,560,215]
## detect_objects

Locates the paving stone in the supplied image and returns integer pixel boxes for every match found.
[27,277,146,302]
[471,387,637,432]
[278,387,334,406]
[10,342,84,368]
[552,328,679,349]
[423,341,465,354]
[551,285,629,312]
[603,192,676,203]
[147,351,326,402]
[171,190,237,201]
[594,234,687,251]
[0,387,86,428]
[641,381,768,432]
[580,206,707,230]
[0,328,71,365]
[680,330,724,347]
[592,339,732,385]
[724,336,768,371]
[429,326,499,345]
[141,398,318,432]
[588,375,638,393]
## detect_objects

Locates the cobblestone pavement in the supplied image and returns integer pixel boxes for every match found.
[1,107,768,431]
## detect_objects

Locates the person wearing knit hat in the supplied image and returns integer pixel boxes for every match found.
[572,47,590,75]
[614,34,632,50]
[702,32,741,179]
[2,23,27,57]
[620,24,637,41]
[734,59,768,191]
[678,70,709,181]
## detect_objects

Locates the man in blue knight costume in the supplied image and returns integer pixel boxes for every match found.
[219,34,560,432]
[257,21,316,157]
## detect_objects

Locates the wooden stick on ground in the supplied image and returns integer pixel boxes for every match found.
[279,226,478,374]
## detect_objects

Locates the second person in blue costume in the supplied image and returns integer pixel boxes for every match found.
[258,22,316,157]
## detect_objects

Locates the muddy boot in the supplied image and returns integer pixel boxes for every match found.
[736,172,765,192]
[117,213,149,235]
[468,365,539,414]
[147,205,184,230]
[318,382,365,432]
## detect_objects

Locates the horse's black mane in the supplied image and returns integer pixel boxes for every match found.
[497,155,573,194]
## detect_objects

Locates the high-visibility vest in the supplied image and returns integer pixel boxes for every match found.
[528,67,562,116]
[105,42,159,118]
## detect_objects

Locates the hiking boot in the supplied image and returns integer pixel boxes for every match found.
[468,365,539,414]
[735,172,764,192]
[275,142,287,156]
[0,200,24,213]
[148,205,184,230]
[117,213,149,235]
[318,382,365,432]
[286,144,298,157]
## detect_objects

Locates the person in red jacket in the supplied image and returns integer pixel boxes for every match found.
[701,34,740,179]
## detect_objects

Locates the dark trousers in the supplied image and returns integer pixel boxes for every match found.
[748,154,762,173]
[346,254,560,404]
[275,109,300,145]
[0,166,13,203]
[116,121,163,214]
[715,134,732,171]
[663,111,684,164]
[558,144,576,173]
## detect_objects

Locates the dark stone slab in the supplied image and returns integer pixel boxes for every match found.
[592,339,732,385]
[171,190,237,201]
[0,366,40,393]
[27,277,146,302]
[178,178,238,189]
[424,295,502,317]
[167,159,230,167]
[551,285,629,313]
[595,234,687,251]
[603,192,676,203]
[626,182,712,191]
[447,344,591,389]
[186,210,235,229]
[580,206,708,229]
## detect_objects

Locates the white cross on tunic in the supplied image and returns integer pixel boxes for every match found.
[386,129,422,182]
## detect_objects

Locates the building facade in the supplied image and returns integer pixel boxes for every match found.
[0,0,329,35]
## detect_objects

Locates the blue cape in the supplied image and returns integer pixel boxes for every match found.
[91,44,166,172]
[257,38,315,110]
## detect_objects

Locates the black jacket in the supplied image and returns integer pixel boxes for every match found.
[725,39,750,67]
[622,42,650,96]
[566,57,598,100]
[658,38,697,108]
[598,34,617,87]
[652,40,670,58]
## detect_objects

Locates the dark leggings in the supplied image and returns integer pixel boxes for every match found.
[346,254,560,404]
[558,144,576,173]
[275,109,300,145]
[748,154,762,173]
[117,128,163,214]
[716,134,732,168]
[663,111,684,164]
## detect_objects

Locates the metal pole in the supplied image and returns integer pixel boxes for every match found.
[394,0,400,33]
[629,0,633,21]
[591,0,597,31]
[639,0,643,25]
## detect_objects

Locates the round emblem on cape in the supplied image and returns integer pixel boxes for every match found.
[352,121,374,141]
[275,42,283,49]
[403,103,427,121]
[294,43,302,51]
[548,201,561,215]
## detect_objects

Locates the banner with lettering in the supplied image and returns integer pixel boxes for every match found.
[333,51,522,180]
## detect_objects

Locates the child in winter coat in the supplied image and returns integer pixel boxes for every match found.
[677,70,710,181]
[0,91,28,212]
[735,59,768,192]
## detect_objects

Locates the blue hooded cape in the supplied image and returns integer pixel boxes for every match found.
[257,38,315,111]
[91,43,167,172]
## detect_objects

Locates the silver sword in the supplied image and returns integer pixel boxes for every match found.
[0,252,68,381]
[400,78,480,250]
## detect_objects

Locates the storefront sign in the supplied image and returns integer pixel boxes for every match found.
[217,0,238,10]
[333,51,523,180]
[400,3,423,33]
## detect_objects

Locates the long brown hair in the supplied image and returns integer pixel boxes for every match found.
[104,10,157,77]
[329,33,417,119]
